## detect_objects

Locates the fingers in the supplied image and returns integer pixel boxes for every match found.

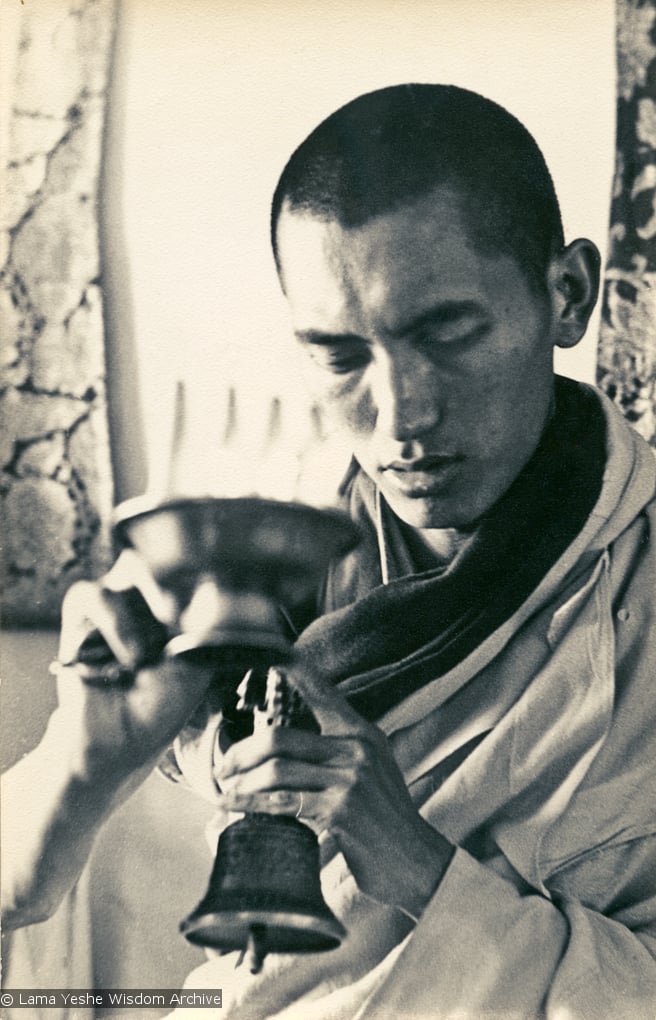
[217,727,365,781]
[59,577,168,673]
[53,653,218,782]
[285,655,370,737]
[214,727,378,832]
[103,549,178,627]
[218,770,343,834]
[221,789,324,827]
[219,754,346,797]
[124,656,219,746]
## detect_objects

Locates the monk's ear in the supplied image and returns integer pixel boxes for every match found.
[546,238,601,349]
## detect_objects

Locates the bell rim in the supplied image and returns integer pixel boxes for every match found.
[180,907,346,952]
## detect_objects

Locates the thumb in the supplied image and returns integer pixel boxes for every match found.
[59,578,168,673]
[285,652,366,737]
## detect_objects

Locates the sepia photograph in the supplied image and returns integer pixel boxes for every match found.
[1,1,655,1018]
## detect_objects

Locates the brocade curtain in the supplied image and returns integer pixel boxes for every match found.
[598,0,656,446]
[0,0,117,627]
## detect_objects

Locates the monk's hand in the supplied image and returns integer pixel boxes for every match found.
[214,661,455,920]
[54,550,216,790]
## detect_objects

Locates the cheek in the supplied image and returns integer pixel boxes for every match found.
[429,370,518,465]
[314,375,376,439]
[457,360,553,464]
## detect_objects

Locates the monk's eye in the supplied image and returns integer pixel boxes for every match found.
[416,320,490,348]
[309,342,370,374]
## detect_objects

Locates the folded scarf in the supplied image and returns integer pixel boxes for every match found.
[294,376,607,721]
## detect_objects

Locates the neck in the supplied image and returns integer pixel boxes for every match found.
[414,526,475,562]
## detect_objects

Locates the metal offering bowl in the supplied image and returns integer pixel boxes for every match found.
[112,495,360,668]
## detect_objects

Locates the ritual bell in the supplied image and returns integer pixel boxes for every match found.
[179,666,345,973]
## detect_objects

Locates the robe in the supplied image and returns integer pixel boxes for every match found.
[170,380,656,1019]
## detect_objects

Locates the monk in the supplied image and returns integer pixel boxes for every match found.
[3,85,655,1019]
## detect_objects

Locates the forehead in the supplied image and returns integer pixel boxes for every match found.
[276,188,523,334]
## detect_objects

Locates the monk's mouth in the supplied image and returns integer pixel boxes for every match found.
[382,455,463,495]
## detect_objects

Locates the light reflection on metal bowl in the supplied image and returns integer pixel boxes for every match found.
[112,495,361,672]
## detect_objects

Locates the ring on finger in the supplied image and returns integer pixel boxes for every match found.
[267,790,299,813]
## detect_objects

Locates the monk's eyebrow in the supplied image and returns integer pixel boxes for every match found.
[294,329,366,346]
[294,303,487,347]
